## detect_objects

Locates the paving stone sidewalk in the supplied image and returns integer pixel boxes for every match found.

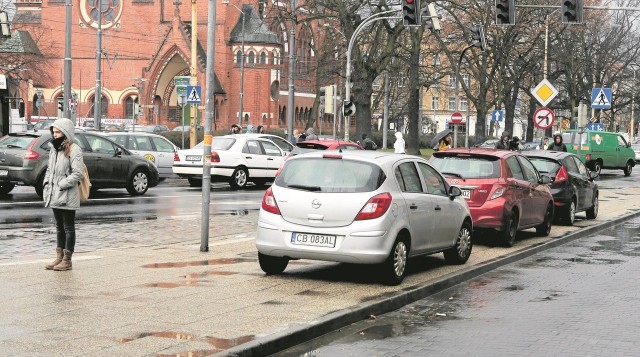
[1,185,640,356]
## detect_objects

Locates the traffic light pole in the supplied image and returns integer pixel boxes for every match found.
[345,10,398,141]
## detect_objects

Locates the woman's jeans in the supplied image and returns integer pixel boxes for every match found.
[53,208,76,252]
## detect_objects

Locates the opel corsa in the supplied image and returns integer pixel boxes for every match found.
[255,151,474,285]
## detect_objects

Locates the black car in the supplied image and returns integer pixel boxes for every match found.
[0,130,160,197]
[524,151,598,225]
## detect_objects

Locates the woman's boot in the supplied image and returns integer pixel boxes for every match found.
[53,250,73,271]
[45,248,64,270]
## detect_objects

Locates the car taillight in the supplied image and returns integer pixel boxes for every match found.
[554,165,569,183]
[211,151,220,163]
[355,193,392,221]
[489,185,505,200]
[173,151,180,162]
[24,139,39,160]
[585,154,591,161]
[261,187,280,215]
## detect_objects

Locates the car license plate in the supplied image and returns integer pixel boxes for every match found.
[0,170,7,176]
[291,233,336,248]
[461,190,471,199]
[186,155,202,161]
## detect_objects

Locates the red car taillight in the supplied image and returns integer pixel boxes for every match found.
[355,193,392,221]
[173,151,180,162]
[211,151,220,163]
[261,187,280,215]
[24,139,39,160]
[554,165,569,183]
[585,154,592,161]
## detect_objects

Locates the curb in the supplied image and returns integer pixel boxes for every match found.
[218,209,640,357]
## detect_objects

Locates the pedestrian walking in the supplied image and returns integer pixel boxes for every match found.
[495,131,511,150]
[548,133,567,152]
[538,137,549,150]
[256,125,264,134]
[229,123,241,134]
[437,133,453,151]
[394,131,406,154]
[358,133,378,150]
[43,118,85,271]
[305,127,318,140]
[292,129,299,144]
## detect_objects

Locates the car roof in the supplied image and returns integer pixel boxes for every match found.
[522,150,574,160]
[297,139,358,145]
[103,131,166,138]
[287,149,424,165]
[438,147,516,158]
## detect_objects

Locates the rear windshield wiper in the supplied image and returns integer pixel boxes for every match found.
[287,184,322,192]
[5,144,23,149]
[442,172,465,180]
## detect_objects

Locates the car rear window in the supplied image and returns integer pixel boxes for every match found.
[0,134,39,149]
[275,157,386,193]
[194,138,235,150]
[528,157,561,175]
[430,154,501,179]
[296,142,329,150]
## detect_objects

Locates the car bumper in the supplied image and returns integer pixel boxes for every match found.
[467,198,508,231]
[550,186,572,207]
[255,211,396,265]
[0,166,37,186]
[172,164,234,178]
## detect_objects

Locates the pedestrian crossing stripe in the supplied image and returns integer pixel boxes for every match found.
[592,88,610,106]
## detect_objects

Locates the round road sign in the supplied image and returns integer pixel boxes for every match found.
[533,107,555,130]
[451,112,463,124]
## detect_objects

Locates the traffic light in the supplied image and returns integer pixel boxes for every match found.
[562,0,583,24]
[343,100,356,117]
[422,1,441,32]
[403,0,421,27]
[470,25,487,51]
[58,100,64,112]
[495,0,515,25]
[319,87,326,108]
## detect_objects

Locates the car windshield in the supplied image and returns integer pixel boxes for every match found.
[431,155,501,179]
[275,157,386,193]
[193,138,235,150]
[0,135,38,149]
[528,157,562,175]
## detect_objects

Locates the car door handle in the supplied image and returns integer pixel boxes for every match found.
[245,156,252,159]
[96,157,102,161]
[409,204,418,210]
[434,205,442,211]
[267,158,274,161]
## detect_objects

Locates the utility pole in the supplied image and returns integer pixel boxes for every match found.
[94,0,102,129]
[286,0,296,143]
[383,73,389,149]
[237,6,245,126]
[63,0,72,120]
[190,0,198,148]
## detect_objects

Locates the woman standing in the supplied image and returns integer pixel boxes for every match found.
[394,131,406,153]
[43,118,84,271]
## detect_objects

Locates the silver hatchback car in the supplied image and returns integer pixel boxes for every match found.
[255,151,473,285]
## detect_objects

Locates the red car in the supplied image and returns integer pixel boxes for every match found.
[430,148,554,247]
[294,139,364,151]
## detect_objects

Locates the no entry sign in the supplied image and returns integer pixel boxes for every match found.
[451,112,463,124]
[533,107,555,130]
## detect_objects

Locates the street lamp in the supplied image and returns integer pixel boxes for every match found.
[226,2,245,127]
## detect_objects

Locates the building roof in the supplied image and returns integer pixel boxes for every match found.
[229,5,280,45]
[0,30,42,55]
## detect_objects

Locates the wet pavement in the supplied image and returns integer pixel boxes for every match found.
[274,218,640,357]
[1,171,640,356]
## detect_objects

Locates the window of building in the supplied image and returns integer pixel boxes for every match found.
[431,73,440,88]
[449,76,457,88]
[460,98,468,111]
[431,97,439,110]
[433,54,440,66]
[248,51,255,64]
[260,52,267,64]
[88,94,108,118]
[448,97,456,111]
[462,74,470,87]
[397,77,406,88]
[236,50,242,64]
[125,96,135,119]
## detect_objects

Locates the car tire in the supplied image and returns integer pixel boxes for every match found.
[592,161,602,177]
[381,238,409,286]
[258,252,289,275]
[0,183,15,196]
[536,204,553,236]
[624,160,633,176]
[443,221,473,265]
[502,211,519,247]
[188,177,202,187]
[126,169,149,196]
[229,167,249,190]
[586,193,599,219]
[563,199,576,226]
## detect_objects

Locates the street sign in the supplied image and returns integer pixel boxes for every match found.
[451,112,463,124]
[186,85,201,104]
[586,123,605,131]
[591,88,612,109]
[174,76,190,96]
[531,79,559,107]
[491,110,504,122]
[533,107,555,130]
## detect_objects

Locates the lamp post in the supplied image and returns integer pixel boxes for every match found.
[631,67,637,143]
[226,3,245,127]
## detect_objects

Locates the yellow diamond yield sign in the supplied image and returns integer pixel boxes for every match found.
[531,79,559,107]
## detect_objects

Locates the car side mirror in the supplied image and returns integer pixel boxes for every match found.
[588,170,598,180]
[539,175,552,184]
[449,186,462,200]
[114,147,123,157]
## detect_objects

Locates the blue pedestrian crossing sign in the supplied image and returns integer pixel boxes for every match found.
[491,110,504,122]
[586,123,605,131]
[186,85,202,104]
[591,88,612,109]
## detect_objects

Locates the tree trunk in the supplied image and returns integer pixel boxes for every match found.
[406,28,423,155]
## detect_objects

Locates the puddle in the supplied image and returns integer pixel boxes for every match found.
[503,284,525,291]
[181,271,237,278]
[142,258,255,268]
[138,282,205,288]
[262,300,286,305]
[296,290,330,297]
[115,331,254,354]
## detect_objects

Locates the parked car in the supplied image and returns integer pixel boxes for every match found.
[30,119,57,132]
[474,139,498,148]
[104,132,179,179]
[255,151,473,285]
[0,130,160,197]
[631,144,640,162]
[430,148,554,247]
[524,151,599,225]
[172,125,204,132]
[173,134,287,189]
[126,125,170,134]
[276,139,364,176]
[562,130,635,176]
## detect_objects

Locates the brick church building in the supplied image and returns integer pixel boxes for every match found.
[8,0,321,134]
